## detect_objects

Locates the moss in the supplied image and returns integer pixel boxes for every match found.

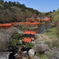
[36,54,47,59]
[11,40,19,46]
[12,34,22,40]
[25,43,34,48]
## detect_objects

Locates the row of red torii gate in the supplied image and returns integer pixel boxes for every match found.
[0,16,52,28]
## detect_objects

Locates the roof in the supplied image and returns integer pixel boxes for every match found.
[0,23,12,27]
[23,31,36,35]
[25,22,40,25]
[22,38,32,42]
[2,23,12,27]
[0,22,40,27]
[26,18,40,22]
[41,18,51,22]
[11,22,17,25]
[11,22,25,25]
[0,24,3,26]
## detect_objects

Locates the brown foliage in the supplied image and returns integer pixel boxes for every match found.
[56,20,59,36]
[0,27,19,51]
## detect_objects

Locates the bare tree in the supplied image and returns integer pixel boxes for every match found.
[0,27,19,51]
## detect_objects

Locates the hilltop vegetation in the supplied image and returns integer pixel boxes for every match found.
[45,9,59,36]
[0,1,59,59]
[0,1,41,23]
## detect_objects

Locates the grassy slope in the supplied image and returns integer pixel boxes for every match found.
[36,27,59,59]
[41,27,58,40]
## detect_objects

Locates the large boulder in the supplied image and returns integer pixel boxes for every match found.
[45,47,59,59]
[0,52,10,59]
[32,43,49,54]
[28,49,35,59]
[33,56,40,59]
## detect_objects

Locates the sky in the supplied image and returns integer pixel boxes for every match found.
[4,0,59,12]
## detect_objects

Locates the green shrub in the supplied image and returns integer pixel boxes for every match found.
[52,39,59,48]
[56,21,59,36]
[12,34,22,40]
[53,14,59,23]
[25,43,34,48]
[45,39,59,48]
[36,54,47,59]
[0,4,4,9]
[11,40,19,46]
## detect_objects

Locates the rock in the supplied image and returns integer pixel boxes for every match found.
[0,52,10,59]
[32,43,49,54]
[31,41,36,44]
[48,56,59,59]
[45,47,59,59]
[34,56,40,59]
[28,49,35,59]
[36,34,52,43]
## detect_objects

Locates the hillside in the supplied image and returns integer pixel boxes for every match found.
[0,1,59,59]
[0,1,41,23]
